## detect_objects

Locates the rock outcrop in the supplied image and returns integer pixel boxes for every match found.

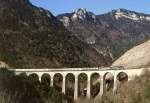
[0,61,9,68]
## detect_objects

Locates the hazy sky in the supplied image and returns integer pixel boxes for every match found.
[29,0,150,15]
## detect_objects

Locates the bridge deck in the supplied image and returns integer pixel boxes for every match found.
[9,67,140,72]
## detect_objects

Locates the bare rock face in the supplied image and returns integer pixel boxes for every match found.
[0,61,9,68]
[112,39,150,69]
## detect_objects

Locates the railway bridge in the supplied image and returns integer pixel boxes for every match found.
[11,67,149,100]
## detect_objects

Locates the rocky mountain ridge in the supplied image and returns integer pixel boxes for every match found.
[0,0,150,68]
[58,8,150,63]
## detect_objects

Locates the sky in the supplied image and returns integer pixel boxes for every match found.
[29,0,150,16]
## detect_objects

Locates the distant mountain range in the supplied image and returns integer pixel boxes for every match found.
[0,0,150,68]
[57,8,150,63]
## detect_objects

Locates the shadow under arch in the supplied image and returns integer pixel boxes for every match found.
[53,73,63,92]
[103,72,114,94]
[117,72,128,88]
[41,73,51,86]
[78,73,88,97]
[90,72,100,98]
[28,73,39,82]
[65,73,75,100]
[28,73,40,89]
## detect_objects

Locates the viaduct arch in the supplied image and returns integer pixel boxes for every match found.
[10,67,149,100]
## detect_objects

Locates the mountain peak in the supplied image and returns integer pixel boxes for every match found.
[72,8,96,21]
[58,8,97,26]
[72,8,88,20]
[111,8,150,21]
[75,8,87,15]
[113,8,129,13]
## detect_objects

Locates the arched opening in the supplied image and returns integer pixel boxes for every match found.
[117,72,128,88]
[53,73,63,92]
[78,73,88,98]
[28,73,40,89]
[90,73,100,98]
[65,73,75,101]
[103,72,114,95]
[41,73,51,86]
[41,73,51,99]
[28,73,39,82]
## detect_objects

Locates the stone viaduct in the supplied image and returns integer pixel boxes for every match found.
[10,67,150,100]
